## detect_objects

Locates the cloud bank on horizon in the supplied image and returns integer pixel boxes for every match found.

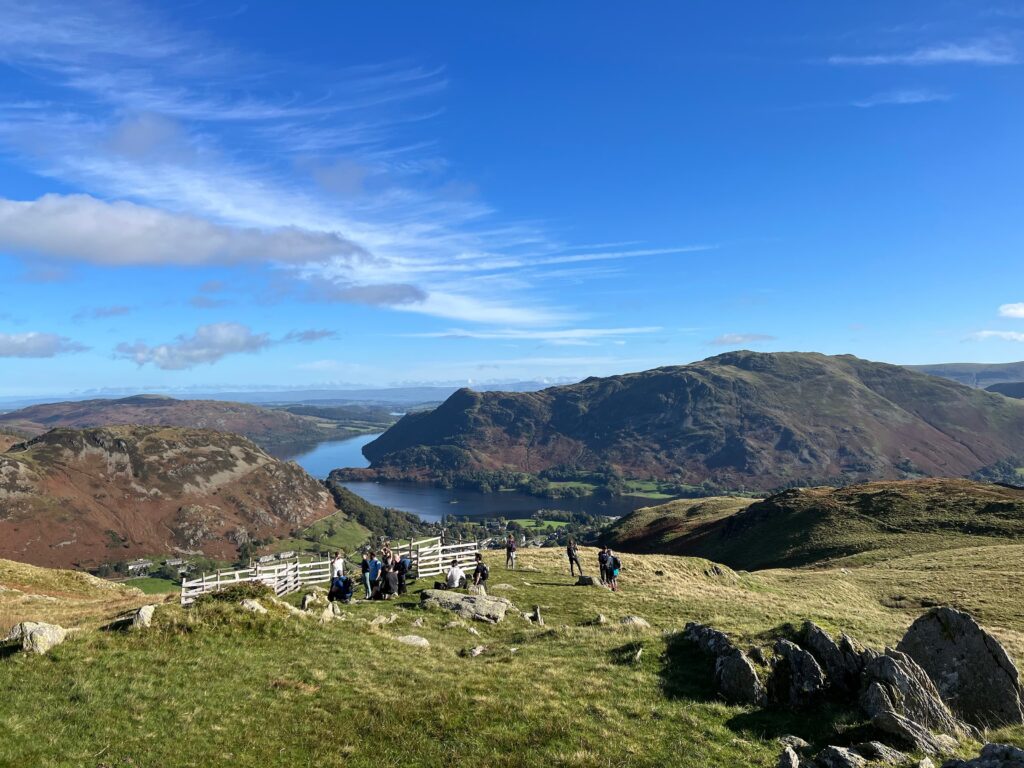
[0,1,1022,393]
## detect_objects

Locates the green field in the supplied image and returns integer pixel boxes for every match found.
[518,518,570,531]
[272,512,372,555]
[4,544,1024,767]
[127,577,182,595]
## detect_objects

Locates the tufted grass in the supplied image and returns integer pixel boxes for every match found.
[1,547,1023,767]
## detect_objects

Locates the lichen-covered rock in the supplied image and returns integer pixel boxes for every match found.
[815,746,867,768]
[395,635,430,648]
[941,743,1024,768]
[804,622,858,693]
[132,605,156,629]
[771,639,827,707]
[871,710,958,756]
[420,589,511,623]
[620,615,650,629]
[467,584,487,597]
[716,648,767,706]
[301,591,325,611]
[5,621,41,642]
[683,622,734,657]
[777,746,801,768]
[898,607,1024,728]
[239,599,268,614]
[20,622,67,654]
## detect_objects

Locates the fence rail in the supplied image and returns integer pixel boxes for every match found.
[180,536,481,604]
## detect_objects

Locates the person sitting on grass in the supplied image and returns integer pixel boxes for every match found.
[472,552,489,587]
[435,558,467,590]
[329,572,354,604]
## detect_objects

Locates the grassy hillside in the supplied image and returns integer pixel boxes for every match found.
[1,546,1023,767]
[910,361,1024,388]
[606,479,1024,570]
[988,382,1024,399]
[363,351,1024,491]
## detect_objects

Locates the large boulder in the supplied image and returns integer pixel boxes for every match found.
[860,649,972,741]
[815,746,867,768]
[395,635,430,648]
[871,710,958,757]
[131,605,156,629]
[897,607,1024,728]
[771,639,827,707]
[5,621,41,642]
[684,622,734,657]
[941,743,1024,768]
[716,647,767,706]
[419,590,511,623]
[777,746,801,768]
[19,622,67,655]
[803,622,860,693]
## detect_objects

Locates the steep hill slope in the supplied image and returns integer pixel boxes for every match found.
[605,478,1024,569]
[0,395,341,453]
[988,382,1024,399]
[0,426,336,568]
[910,360,1024,388]
[364,351,1024,490]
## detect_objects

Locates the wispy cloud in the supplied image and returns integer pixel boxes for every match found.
[188,295,229,309]
[852,89,952,108]
[708,333,776,346]
[0,331,88,357]
[998,302,1024,318]
[971,330,1024,342]
[830,39,1017,66]
[282,329,337,343]
[411,326,661,346]
[74,305,132,320]
[115,322,270,370]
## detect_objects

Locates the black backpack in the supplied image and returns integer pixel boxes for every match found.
[478,563,490,581]
[609,556,621,571]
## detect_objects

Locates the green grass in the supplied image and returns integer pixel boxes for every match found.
[3,545,1024,767]
[128,577,181,595]
[272,512,372,555]
[547,480,598,492]
[518,518,570,531]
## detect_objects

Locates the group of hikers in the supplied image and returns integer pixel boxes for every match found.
[326,535,623,603]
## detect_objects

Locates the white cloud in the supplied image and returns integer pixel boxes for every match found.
[852,89,952,108]
[0,331,87,357]
[998,302,1024,318]
[830,39,1017,66]
[412,326,661,344]
[972,330,1024,342]
[709,333,776,346]
[115,323,270,370]
[0,194,367,266]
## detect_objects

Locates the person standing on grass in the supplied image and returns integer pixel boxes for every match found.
[331,551,345,579]
[598,545,610,585]
[505,534,517,569]
[566,537,583,577]
[368,551,383,593]
[396,553,410,595]
[606,549,621,592]
[360,552,373,599]
[472,552,489,587]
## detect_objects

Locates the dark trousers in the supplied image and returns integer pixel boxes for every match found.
[599,564,608,584]
[397,573,407,595]
[569,554,583,576]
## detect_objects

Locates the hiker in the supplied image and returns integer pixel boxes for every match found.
[435,558,467,590]
[331,551,345,578]
[381,543,392,566]
[396,554,411,595]
[329,572,354,604]
[606,549,621,592]
[369,551,383,593]
[566,537,583,577]
[382,562,400,599]
[472,552,489,586]
[598,546,610,585]
[505,534,517,569]
[360,552,372,599]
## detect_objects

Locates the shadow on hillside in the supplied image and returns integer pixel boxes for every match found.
[0,644,19,660]
[726,706,873,748]
[608,640,645,666]
[659,632,718,701]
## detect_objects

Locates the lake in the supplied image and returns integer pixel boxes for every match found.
[289,432,655,523]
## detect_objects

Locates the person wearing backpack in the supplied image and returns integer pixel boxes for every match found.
[598,546,610,586]
[566,537,584,577]
[505,534,517,569]
[606,549,621,592]
[329,572,354,604]
[396,555,411,595]
[360,552,373,599]
[472,552,489,586]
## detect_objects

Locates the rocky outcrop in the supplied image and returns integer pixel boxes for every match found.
[683,622,766,706]
[942,743,1024,768]
[871,710,958,756]
[771,639,827,707]
[897,607,1024,728]
[11,621,68,654]
[803,622,862,694]
[419,589,513,623]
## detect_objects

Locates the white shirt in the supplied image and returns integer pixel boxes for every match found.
[331,557,345,578]
[446,565,466,588]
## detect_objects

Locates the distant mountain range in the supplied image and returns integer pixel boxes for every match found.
[0,426,337,568]
[363,351,1024,491]
[0,395,392,455]
[987,382,1024,399]
[909,360,1024,388]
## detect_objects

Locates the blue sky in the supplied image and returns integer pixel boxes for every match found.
[1,1,1023,396]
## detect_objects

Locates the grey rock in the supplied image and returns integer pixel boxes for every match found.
[683,622,734,656]
[467,584,487,597]
[898,607,1024,728]
[940,743,1024,768]
[779,735,811,753]
[576,575,597,586]
[837,634,869,679]
[532,605,544,627]
[132,605,156,629]
[815,746,867,768]
[420,589,511,623]
[395,635,429,648]
[771,639,827,707]
[301,591,325,611]
[871,710,958,756]
[594,614,608,625]
[716,647,767,706]
[916,760,936,768]
[620,615,651,629]
[370,613,399,627]
[20,622,67,654]
[411,617,424,628]
[240,599,268,614]
[804,622,857,692]
[778,746,801,768]
[5,621,41,642]
[852,741,908,764]
[860,649,971,740]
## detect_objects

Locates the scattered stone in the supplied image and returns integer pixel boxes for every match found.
[444,620,465,630]
[871,710,958,756]
[489,583,516,591]
[940,743,1024,768]
[467,584,487,597]
[815,745,867,768]
[594,614,608,625]
[420,589,512,623]
[620,615,650,629]
[860,649,971,741]
[804,622,858,693]
[318,605,336,624]
[301,591,325,611]
[683,622,734,656]
[634,647,644,663]
[131,605,156,629]
[240,599,268,614]
[20,622,67,655]
[468,645,486,657]
[395,635,430,648]
[576,575,597,586]
[269,597,306,617]
[772,639,827,708]
[467,627,480,637]
[898,607,1024,728]
[779,735,811,753]
[411,617,424,628]
[532,606,544,627]
[777,746,801,768]
[852,741,908,764]
[916,760,936,768]
[370,613,399,627]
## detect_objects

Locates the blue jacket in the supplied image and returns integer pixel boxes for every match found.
[368,558,382,581]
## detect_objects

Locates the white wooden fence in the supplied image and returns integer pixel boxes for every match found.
[180,536,480,605]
